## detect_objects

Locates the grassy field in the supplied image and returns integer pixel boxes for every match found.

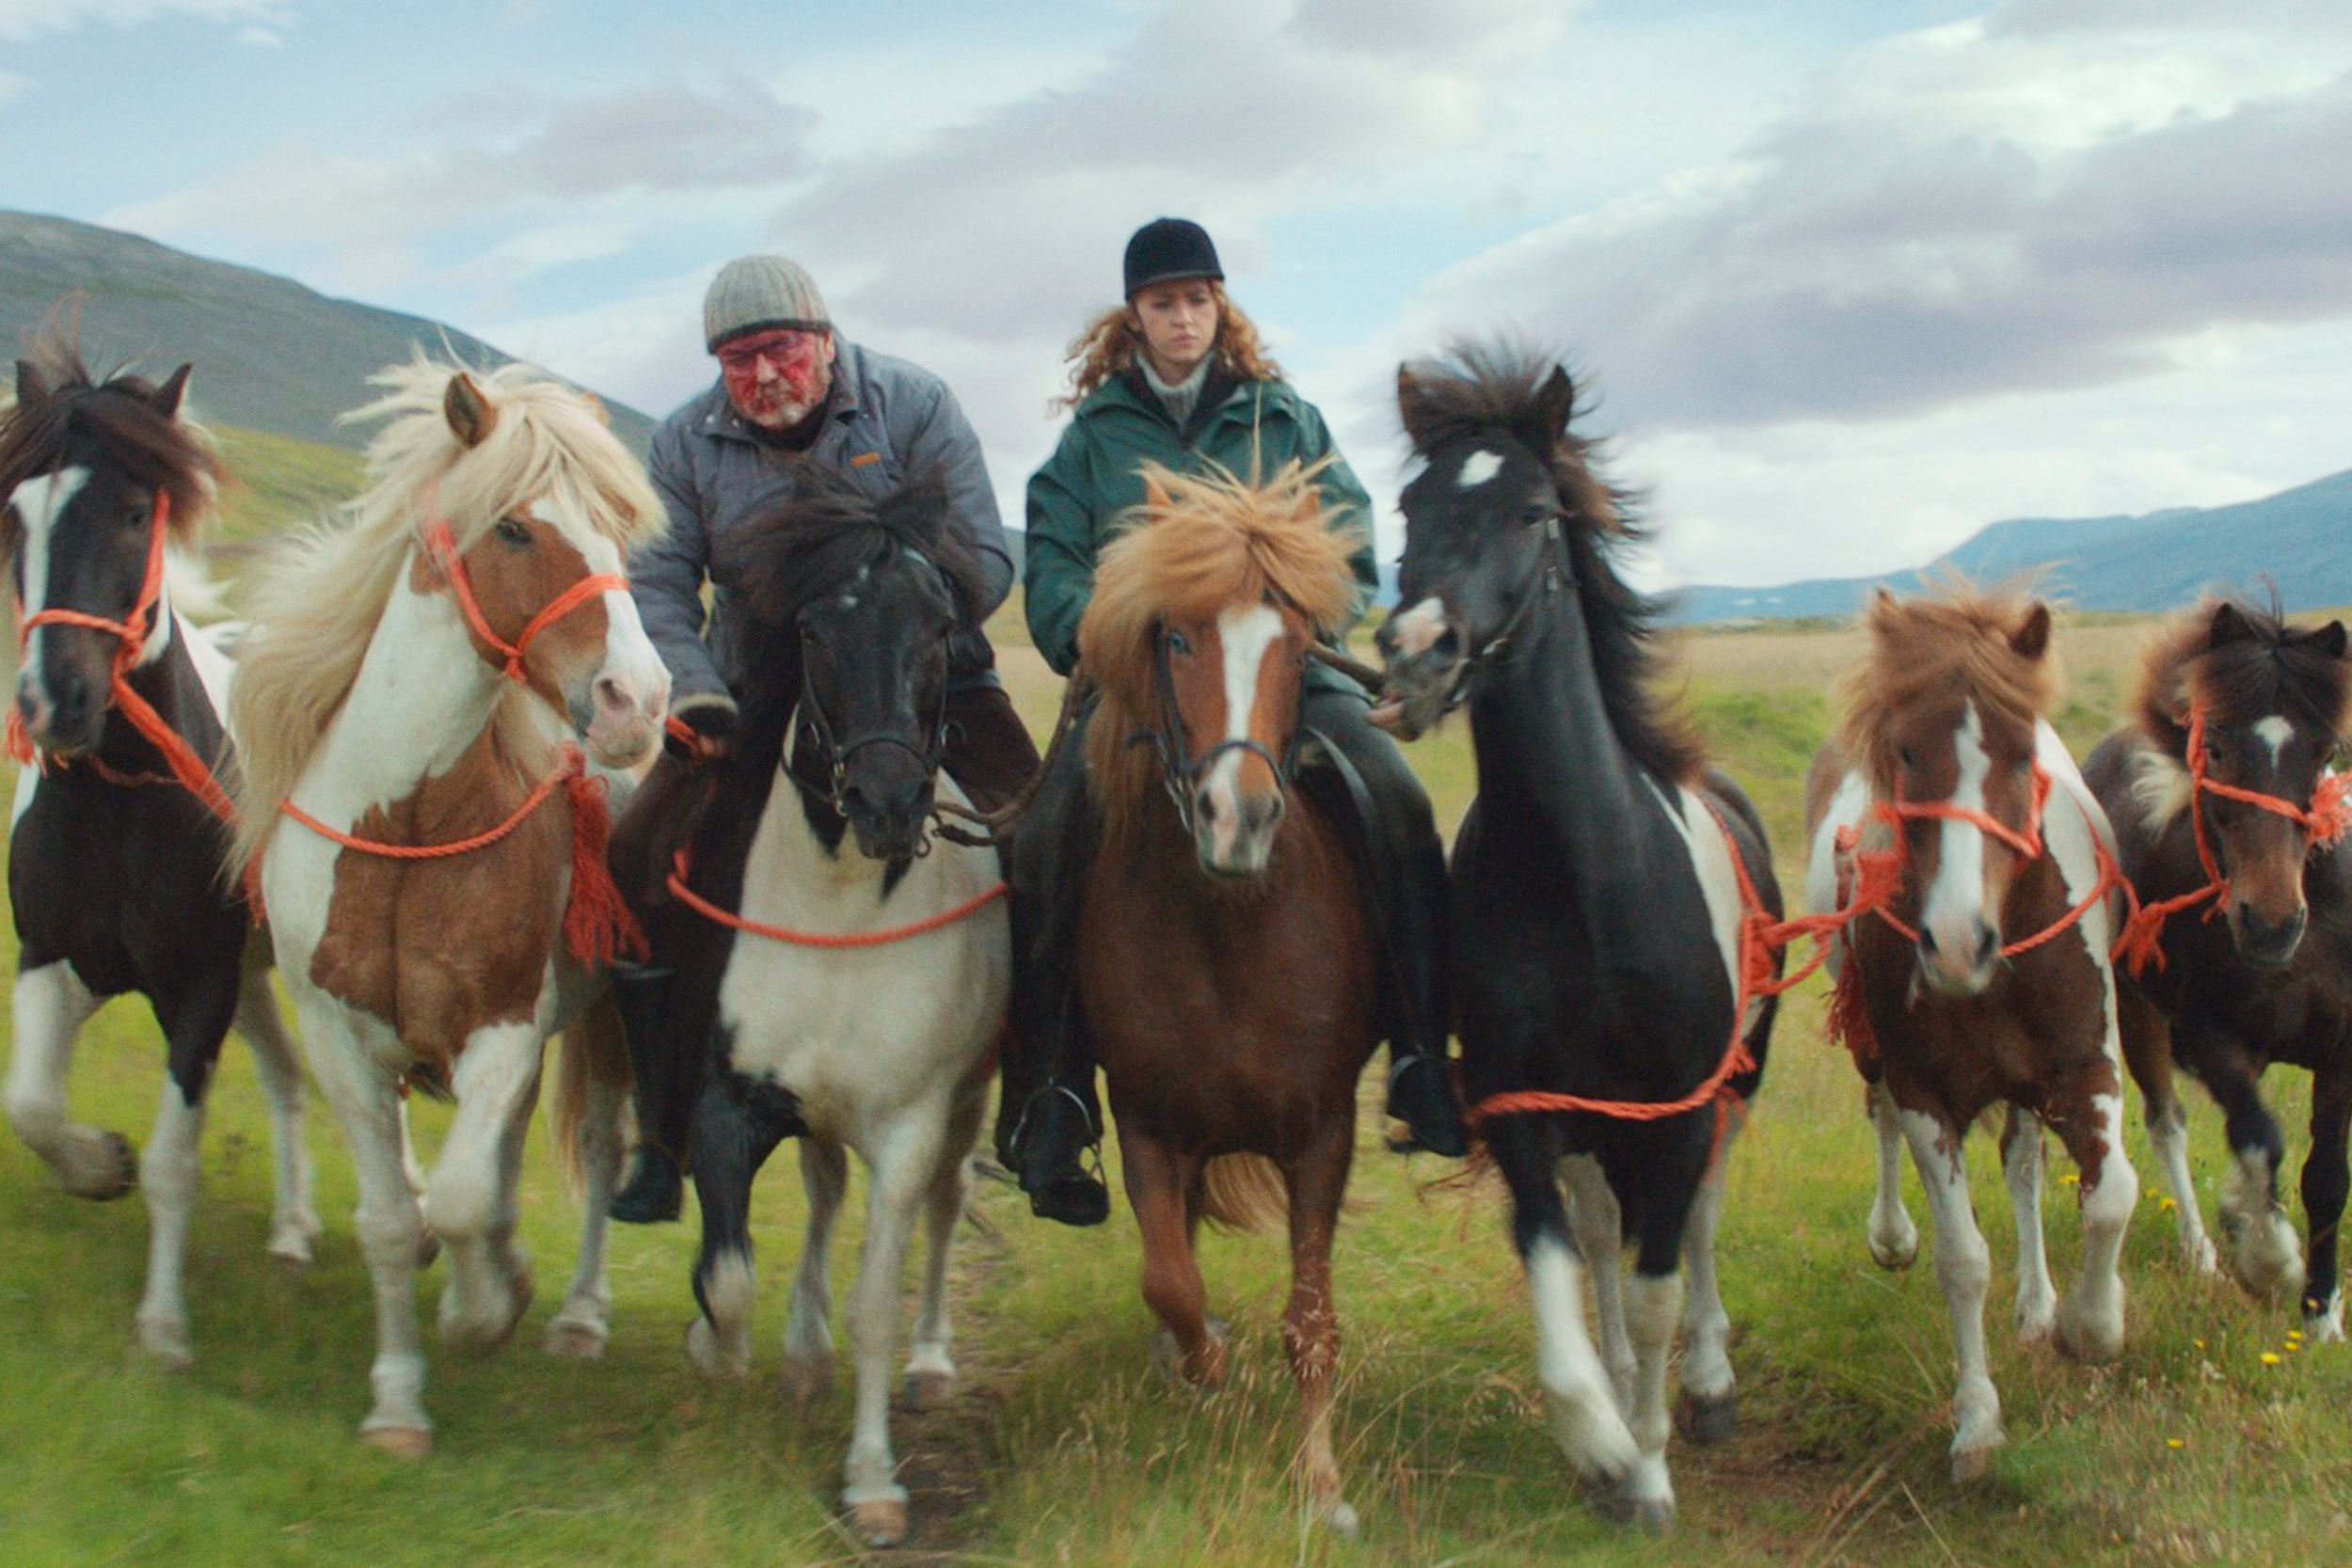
[4,461,2350,1563]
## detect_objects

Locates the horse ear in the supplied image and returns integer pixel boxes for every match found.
[2210,600,2254,648]
[1395,363,1439,451]
[1140,471,1172,513]
[15,358,48,407]
[443,372,498,449]
[580,391,609,427]
[2010,601,2052,662]
[2313,620,2348,660]
[1533,364,1577,441]
[152,363,193,420]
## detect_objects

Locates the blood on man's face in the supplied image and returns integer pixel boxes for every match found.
[717,328,835,429]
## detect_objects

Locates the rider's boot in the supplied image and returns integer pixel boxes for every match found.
[609,964,689,1223]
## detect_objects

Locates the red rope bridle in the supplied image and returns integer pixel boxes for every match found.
[265,510,644,967]
[664,845,1005,949]
[7,490,240,824]
[2112,705,2352,976]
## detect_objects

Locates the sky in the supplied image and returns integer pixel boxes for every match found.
[4,0,2350,590]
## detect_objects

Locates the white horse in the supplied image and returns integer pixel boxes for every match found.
[230,359,670,1455]
[630,470,1007,1548]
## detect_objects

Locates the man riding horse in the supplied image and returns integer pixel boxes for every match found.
[1002,218,1467,1227]
[609,255,1039,1222]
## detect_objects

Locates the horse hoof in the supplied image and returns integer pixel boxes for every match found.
[899,1368,956,1412]
[1632,1496,1676,1533]
[64,1131,138,1200]
[135,1314,193,1371]
[361,1425,432,1461]
[1318,1498,1361,1540]
[1678,1390,1737,1447]
[780,1355,833,1407]
[1151,1321,1231,1389]
[847,1497,908,1549]
[415,1228,441,1270]
[686,1317,748,1381]
[2187,1235,2219,1276]
[1950,1443,1997,1485]
[268,1230,316,1272]
[2053,1305,2122,1365]
[1868,1232,1918,1272]
[543,1317,608,1360]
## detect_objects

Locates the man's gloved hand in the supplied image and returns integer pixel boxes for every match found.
[663,691,739,764]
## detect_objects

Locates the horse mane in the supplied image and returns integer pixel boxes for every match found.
[230,356,664,879]
[1837,579,2059,790]
[0,317,221,557]
[2135,594,2352,760]
[1078,458,1359,833]
[1397,341,1702,784]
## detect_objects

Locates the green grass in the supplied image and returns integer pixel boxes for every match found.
[6,499,2352,1562]
[208,424,365,547]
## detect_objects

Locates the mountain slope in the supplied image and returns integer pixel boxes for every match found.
[1,211,653,453]
[1672,467,2352,624]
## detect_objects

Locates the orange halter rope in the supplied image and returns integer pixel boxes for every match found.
[264,513,645,968]
[664,845,1005,950]
[6,490,240,824]
[2112,705,2352,977]
[1467,761,2126,1132]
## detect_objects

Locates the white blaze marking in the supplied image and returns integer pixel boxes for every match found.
[1456,450,1502,488]
[2254,715,2293,768]
[11,467,90,681]
[1389,595,1448,658]
[1920,701,1993,952]
[1201,602,1285,855]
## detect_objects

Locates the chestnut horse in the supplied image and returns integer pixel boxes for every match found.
[1804,586,2137,1481]
[230,359,671,1455]
[2085,600,2352,1337]
[1073,460,1382,1534]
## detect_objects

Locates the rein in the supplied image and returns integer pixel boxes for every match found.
[6,489,239,824]
[665,844,1005,949]
[2112,705,2352,976]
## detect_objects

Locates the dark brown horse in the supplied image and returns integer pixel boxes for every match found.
[1072,460,1381,1535]
[2086,600,2352,1338]
[1803,586,2137,1483]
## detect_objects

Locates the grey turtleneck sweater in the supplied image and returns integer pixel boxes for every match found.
[1140,354,1213,429]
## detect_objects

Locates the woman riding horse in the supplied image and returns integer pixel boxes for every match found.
[1003,217,1466,1225]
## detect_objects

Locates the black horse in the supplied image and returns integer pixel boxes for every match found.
[2086,599,2352,1338]
[3,336,317,1368]
[1375,345,1778,1529]
[612,467,1007,1548]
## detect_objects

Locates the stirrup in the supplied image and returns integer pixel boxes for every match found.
[1007,1081,1100,1163]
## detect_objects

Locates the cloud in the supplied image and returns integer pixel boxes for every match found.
[1394,0,2352,433]
[0,69,26,104]
[0,0,292,43]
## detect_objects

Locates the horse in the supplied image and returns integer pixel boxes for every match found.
[612,466,1008,1550]
[229,357,671,1455]
[1803,584,2137,1481]
[2,338,319,1369]
[2084,599,2352,1338]
[1374,346,1778,1528]
[1069,458,1383,1535]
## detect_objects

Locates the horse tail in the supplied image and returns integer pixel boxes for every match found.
[1198,1153,1288,1234]
[550,993,633,1203]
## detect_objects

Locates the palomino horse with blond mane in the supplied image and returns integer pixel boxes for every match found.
[1071,460,1383,1535]
[230,358,671,1455]
[4,333,318,1368]
[1804,585,2137,1482]
[611,465,1007,1550]
[2086,600,2352,1338]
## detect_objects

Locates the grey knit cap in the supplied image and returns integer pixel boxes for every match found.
[703,255,831,350]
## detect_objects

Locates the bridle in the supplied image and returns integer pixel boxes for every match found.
[1144,610,1307,836]
[419,513,626,701]
[1422,508,1565,720]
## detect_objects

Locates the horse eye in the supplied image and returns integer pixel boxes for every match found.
[1897,745,1915,768]
[494,516,532,547]
[1167,629,1192,657]
[1523,502,1551,527]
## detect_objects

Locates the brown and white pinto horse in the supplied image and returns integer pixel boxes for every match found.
[2086,600,2352,1337]
[1804,586,2137,1482]
[230,359,670,1455]
[1073,461,1382,1535]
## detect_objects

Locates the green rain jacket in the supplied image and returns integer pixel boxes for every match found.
[1025,366,1378,691]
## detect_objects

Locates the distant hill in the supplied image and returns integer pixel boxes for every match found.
[1672,467,2352,624]
[1,211,652,453]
